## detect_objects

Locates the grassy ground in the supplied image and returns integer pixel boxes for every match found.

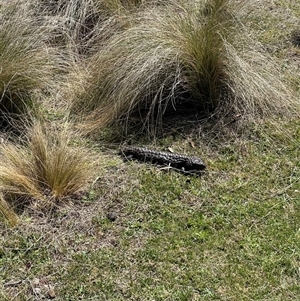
[0,1,300,300]
[1,120,299,300]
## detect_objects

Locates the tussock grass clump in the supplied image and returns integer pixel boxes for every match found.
[36,0,101,55]
[0,5,58,125]
[70,0,298,134]
[0,121,95,210]
[34,0,143,57]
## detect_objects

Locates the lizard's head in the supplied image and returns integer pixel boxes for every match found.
[187,157,206,171]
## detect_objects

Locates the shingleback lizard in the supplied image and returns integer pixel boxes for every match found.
[120,146,206,175]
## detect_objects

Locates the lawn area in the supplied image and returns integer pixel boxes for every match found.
[0,1,299,300]
[1,120,299,300]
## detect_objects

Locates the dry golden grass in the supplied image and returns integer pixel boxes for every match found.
[0,192,19,227]
[0,1,299,300]
[0,121,95,210]
[0,4,59,122]
[68,0,298,135]
[33,0,145,58]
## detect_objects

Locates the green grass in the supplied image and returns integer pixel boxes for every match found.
[1,120,299,300]
[0,0,300,300]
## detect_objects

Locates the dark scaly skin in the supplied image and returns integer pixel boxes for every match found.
[120,146,206,174]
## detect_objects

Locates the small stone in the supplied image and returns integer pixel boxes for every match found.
[110,239,118,247]
[107,212,117,222]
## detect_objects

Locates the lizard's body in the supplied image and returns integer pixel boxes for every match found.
[120,146,206,175]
